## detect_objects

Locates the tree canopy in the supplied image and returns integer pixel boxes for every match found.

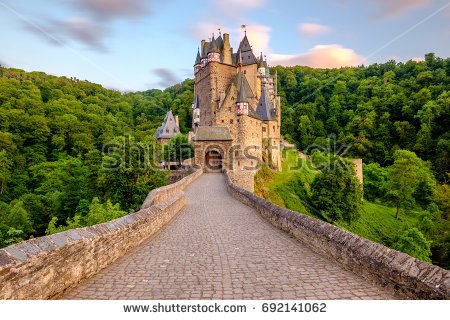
[0,67,194,247]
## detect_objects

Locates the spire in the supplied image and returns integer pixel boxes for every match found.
[236,49,243,66]
[237,74,247,103]
[256,86,275,121]
[258,52,264,68]
[194,47,201,66]
[208,34,219,53]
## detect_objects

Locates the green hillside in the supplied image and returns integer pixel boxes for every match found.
[255,149,449,268]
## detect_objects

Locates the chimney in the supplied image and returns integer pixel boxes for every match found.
[222,33,232,65]
[175,115,179,128]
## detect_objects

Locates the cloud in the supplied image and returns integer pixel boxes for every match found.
[188,22,223,41]
[21,0,153,50]
[60,17,108,50]
[237,24,271,54]
[75,0,150,19]
[298,23,330,38]
[22,20,65,46]
[269,44,363,68]
[152,68,180,88]
[22,16,107,50]
[213,0,265,11]
[188,23,271,55]
[373,0,430,19]
[412,57,425,62]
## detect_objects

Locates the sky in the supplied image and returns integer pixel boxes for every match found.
[0,0,449,92]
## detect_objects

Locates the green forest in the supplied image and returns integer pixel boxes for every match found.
[0,66,194,246]
[0,54,449,268]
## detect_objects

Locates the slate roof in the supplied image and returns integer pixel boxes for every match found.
[193,126,233,141]
[154,110,180,139]
[257,52,268,69]
[193,95,200,109]
[208,35,219,53]
[238,35,257,65]
[216,35,224,51]
[256,86,276,121]
[194,48,201,66]
[233,71,260,120]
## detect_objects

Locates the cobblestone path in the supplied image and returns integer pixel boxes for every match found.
[62,174,397,299]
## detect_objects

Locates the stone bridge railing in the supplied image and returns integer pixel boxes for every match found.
[224,170,450,299]
[0,168,202,300]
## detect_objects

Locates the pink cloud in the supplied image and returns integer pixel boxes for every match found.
[269,44,363,68]
[298,23,331,38]
[374,0,430,19]
[412,57,425,62]
[213,0,265,10]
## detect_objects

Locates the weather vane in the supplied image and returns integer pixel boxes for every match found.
[218,28,221,36]
[241,24,247,35]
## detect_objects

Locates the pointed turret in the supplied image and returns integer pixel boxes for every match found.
[256,86,276,121]
[237,75,247,103]
[208,34,219,53]
[238,34,257,65]
[236,72,249,116]
[192,95,200,126]
[208,34,220,63]
[258,52,264,68]
[258,52,266,76]
[236,49,243,67]
[194,48,202,74]
[194,48,201,65]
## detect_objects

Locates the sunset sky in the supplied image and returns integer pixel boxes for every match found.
[1,0,449,91]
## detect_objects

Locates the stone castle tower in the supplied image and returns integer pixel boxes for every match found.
[190,31,282,192]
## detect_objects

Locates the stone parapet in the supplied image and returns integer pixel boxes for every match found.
[223,170,450,299]
[141,168,203,209]
[0,169,203,300]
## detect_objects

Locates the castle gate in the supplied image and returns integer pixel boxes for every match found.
[205,149,223,172]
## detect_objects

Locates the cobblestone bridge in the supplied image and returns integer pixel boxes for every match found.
[62,174,397,299]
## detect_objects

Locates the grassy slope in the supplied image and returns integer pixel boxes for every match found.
[255,149,421,248]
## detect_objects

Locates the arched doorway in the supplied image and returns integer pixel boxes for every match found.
[205,149,223,172]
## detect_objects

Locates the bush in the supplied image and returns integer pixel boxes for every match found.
[310,156,363,223]
[394,228,432,262]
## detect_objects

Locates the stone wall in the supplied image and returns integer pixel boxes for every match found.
[141,168,202,209]
[0,169,202,300]
[223,170,450,299]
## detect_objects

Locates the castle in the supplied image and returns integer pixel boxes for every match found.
[189,32,282,192]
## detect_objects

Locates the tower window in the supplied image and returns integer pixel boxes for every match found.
[237,119,240,123]
[244,70,246,74]
[221,119,224,123]
[262,127,266,132]
[230,119,233,124]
